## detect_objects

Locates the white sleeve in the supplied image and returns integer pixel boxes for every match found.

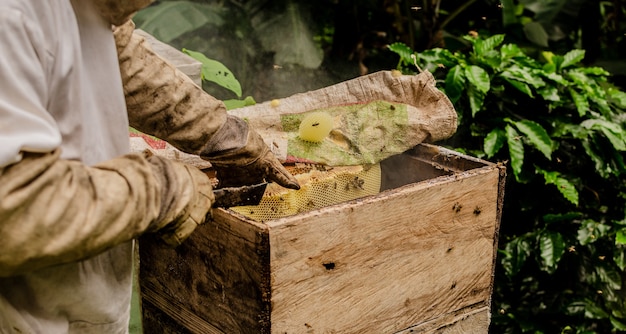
[0,9,61,168]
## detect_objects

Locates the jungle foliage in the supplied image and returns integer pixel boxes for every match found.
[390,34,626,333]
[135,0,626,332]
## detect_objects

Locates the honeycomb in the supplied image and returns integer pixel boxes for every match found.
[230,163,381,222]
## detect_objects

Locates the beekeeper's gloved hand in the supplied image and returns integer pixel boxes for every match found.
[143,151,215,246]
[0,149,215,276]
[202,116,300,190]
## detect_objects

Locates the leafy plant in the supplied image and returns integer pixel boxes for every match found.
[182,48,256,110]
[390,34,626,333]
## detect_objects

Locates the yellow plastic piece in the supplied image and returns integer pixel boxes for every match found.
[298,112,334,143]
[230,163,382,222]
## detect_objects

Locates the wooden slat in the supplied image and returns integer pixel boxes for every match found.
[394,304,490,333]
[139,209,271,334]
[142,281,223,334]
[267,166,501,333]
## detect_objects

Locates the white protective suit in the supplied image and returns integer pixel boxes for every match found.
[0,0,298,333]
[0,1,152,333]
[0,1,137,332]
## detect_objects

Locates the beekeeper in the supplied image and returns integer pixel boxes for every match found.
[0,0,299,332]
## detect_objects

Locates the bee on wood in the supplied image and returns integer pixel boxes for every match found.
[452,202,462,213]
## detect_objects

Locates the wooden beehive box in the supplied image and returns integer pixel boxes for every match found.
[138,143,506,333]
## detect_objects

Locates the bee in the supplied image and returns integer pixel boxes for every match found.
[452,202,462,213]
[345,176,365,190]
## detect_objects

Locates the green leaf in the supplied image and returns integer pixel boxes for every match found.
[465,65,490,94]
[614,245,626,269]
[537,168,579,205]
[599,127,626,151]
[539,231,566,273]
[500,66,546,88]
[538,86,560,102]
[506,125,525,179]
[589,95,613,116]
[502,237,531,276]
[584,298,610,319]
[503,78,533,97]
[541,72,568,85]
[388,42,415,65]
[543,212,582,224]
[569,88,589,116]
[596,265,622,290]
[582,119,626,151]
[444,65,466,103]
[500,43,525,59]
[467,86,486,117]
[223,96,256,110]
[580,66,610,76]
[417,48,459,69]
[577,219,611,245]
[567,70,593,89]
[560,49,586,69]
[513,120,553,160]
[183,48,242,97]
[615,228,626,245]
[474,34,505,56]
[523,21,549,47]
[582,140,612,179]
[610,316,626,330]
[484,128,507,158]
[608,87,626,109]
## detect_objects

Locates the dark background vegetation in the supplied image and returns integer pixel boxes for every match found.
[134,1,626,332]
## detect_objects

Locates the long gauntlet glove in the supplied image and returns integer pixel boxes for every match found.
[0,150,213,276]
[114,21,299,190]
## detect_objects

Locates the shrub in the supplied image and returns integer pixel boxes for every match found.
[390,34,626,333]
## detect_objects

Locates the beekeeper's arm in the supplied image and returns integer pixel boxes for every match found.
[0,12,213,277]
[113,21,299,190]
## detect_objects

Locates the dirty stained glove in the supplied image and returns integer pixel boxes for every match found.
[143,151,215,246]
[202,115,300,190]
[0,149,214,276]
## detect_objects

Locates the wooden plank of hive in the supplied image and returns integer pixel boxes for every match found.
[139,210,272,333]
[266,164,501,333]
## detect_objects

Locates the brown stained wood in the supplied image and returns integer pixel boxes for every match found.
[139,209,271,334]
[141,285,216,334]
[266,166,500,333]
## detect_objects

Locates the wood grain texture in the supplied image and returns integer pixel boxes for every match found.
[394,304,490,333]
[139,209,271,334]
[266,166,501,333]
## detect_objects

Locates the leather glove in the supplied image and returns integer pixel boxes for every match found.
[202,116,300,190]
[144,151,215,246]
